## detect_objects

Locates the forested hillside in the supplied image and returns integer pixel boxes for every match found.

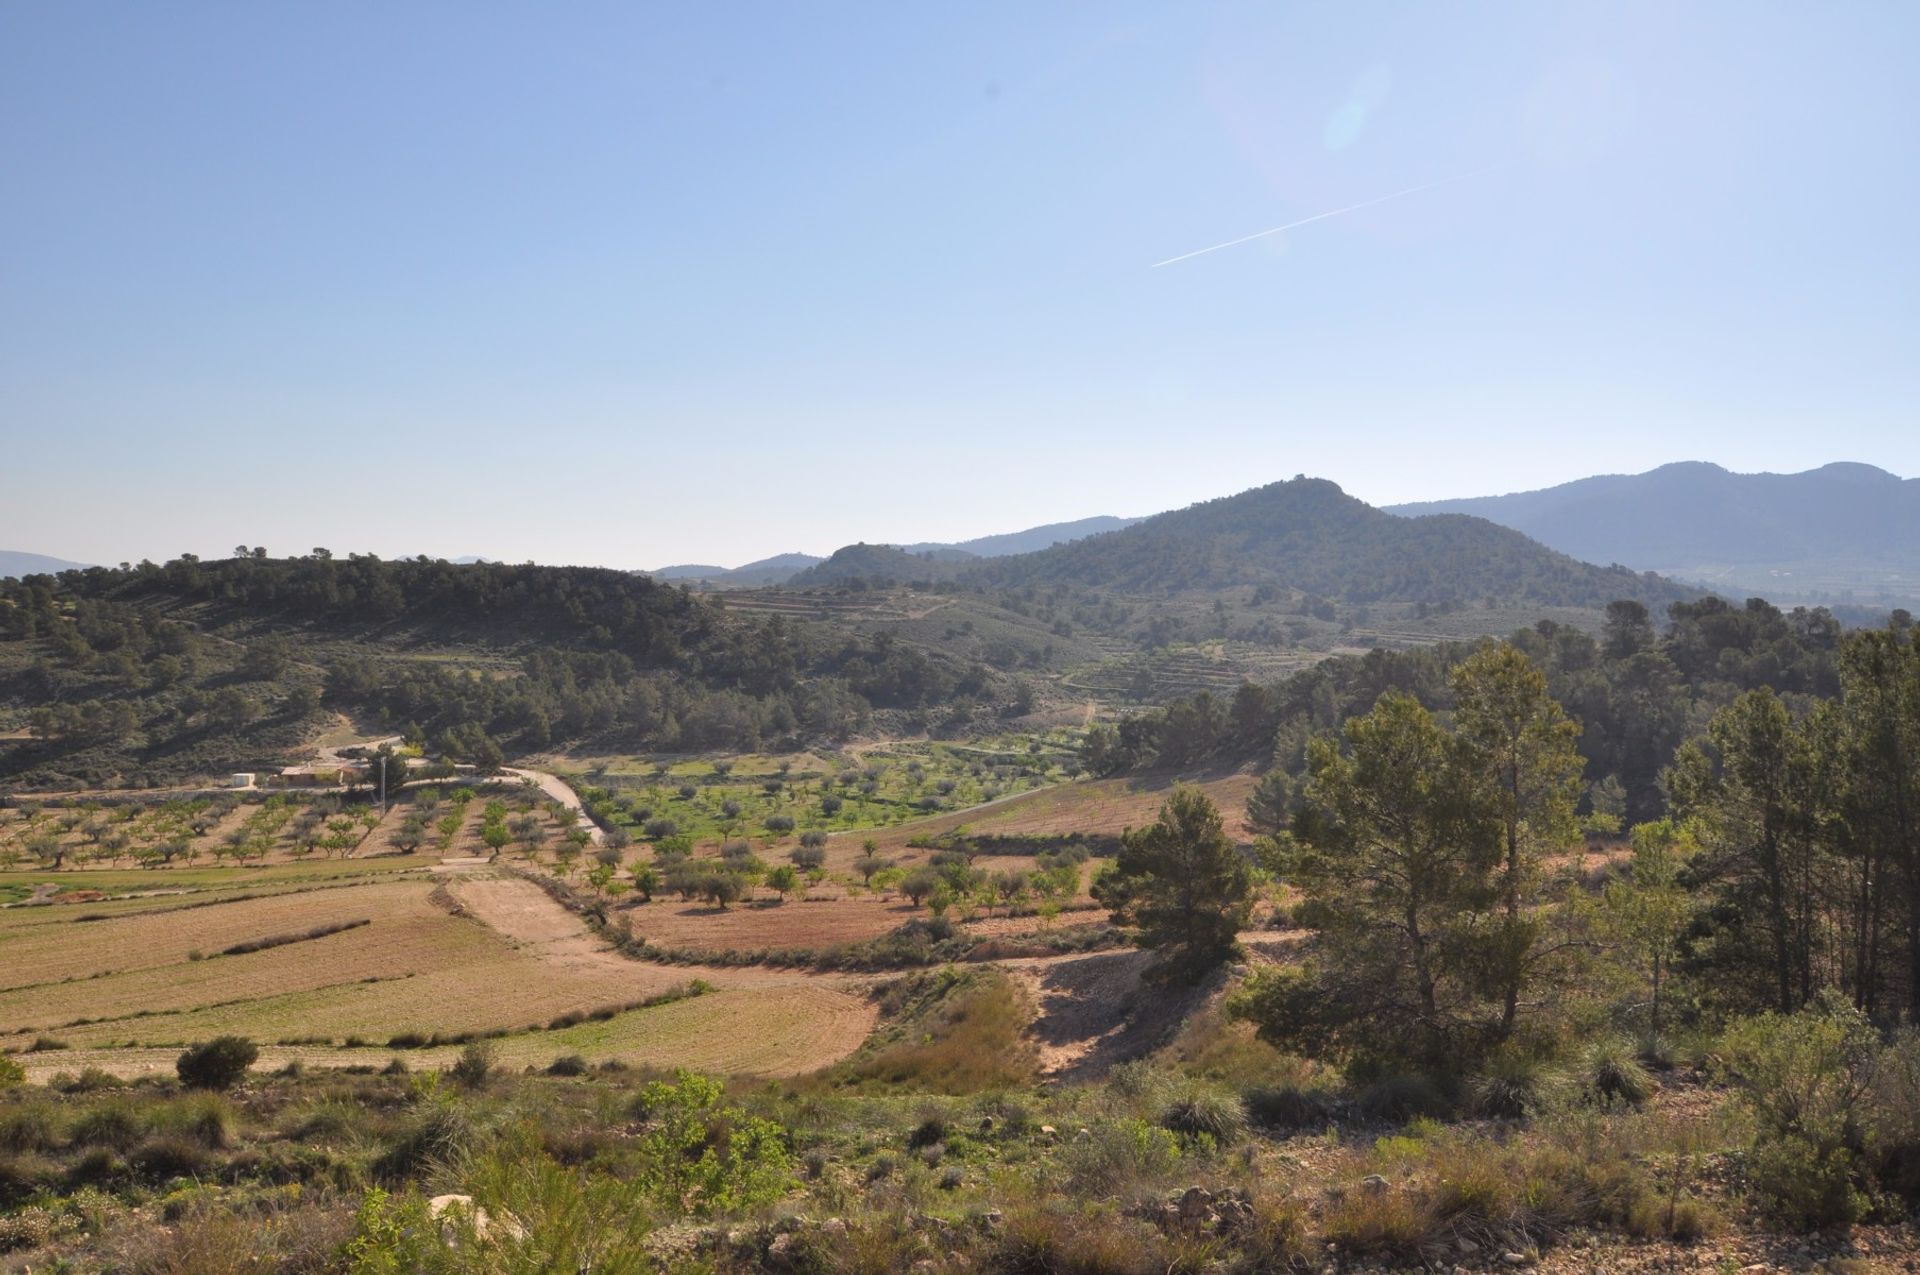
[1092,593,1887,822]
[0,554,1013,787]
[973,477,1690,605]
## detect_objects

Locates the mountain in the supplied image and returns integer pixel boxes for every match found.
[0,550,92,579]
[900,515,1144,559]
[971,477,1690,606]
[787,543,978,587]
[1388,462,1920,603]
[645,516,1134,587]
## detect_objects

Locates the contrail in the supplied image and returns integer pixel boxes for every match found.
[1149,166,1496,269]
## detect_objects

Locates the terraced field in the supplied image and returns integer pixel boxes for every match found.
[0,856,876,1080]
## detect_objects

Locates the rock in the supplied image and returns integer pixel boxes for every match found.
[821,1218,848,1237]
[1456,1238,1479,1255]
[1179,1187,1214,1221]
[1074,1126,1093,1142]
[767,1233,796,1263]
[981,1209,1004,1229]
[426,1194,525,1244]
[1038,1124,1059,1141]
[1361,1174,1390,1194]
[1502,1253,1528,1267]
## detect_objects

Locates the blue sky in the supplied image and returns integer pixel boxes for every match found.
[3,2,1916,568]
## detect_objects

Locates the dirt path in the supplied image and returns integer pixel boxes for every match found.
[502,767,604,846]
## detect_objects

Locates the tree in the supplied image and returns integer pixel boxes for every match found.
[630,863,659,902]
[700,870,745,909]
[901,868,940,908]
[1092,785,1251,972]
[853,852,890,886]
[1244,768,1294,839]
[1237,693,1497,1065]
[1680,689,1829,1013]
[1449,642,1585,1037]
[1605,818,1698,1034]
[767,864,799,901]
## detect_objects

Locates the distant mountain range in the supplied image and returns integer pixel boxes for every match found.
[649,515,1141,587]
[1389,462,1920,604]
[970,477,1688,606]
[0,550,92,579]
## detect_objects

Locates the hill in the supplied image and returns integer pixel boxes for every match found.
[971,476,1690,606]
[646,515,1135,586]
[1389,461,1920,603]
[787,543,979,587]
[0,549,92,578]
[900,514,1144,559]
[0,554,1016,787]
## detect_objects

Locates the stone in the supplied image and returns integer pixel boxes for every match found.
[1038,1124,1059,1141]
[1179,1186,1214,1221]
[1361,1174,1390,1194]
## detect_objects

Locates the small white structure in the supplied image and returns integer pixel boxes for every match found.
[229,773,256,789]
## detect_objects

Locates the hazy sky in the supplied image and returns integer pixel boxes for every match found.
[3,3,1916,569]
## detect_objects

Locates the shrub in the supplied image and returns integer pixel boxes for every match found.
[0,1107,58,1154]
[129,1134,213,1182]
[1158,1089,1245,1144]
[1242,1084,1335,1132]
[0,1058,21,1090]
[1471,1054,1556,1121]
[372,1101,474,1184]
[25,1036,69,1053]
[547,1054,589,1077]
[993,1204,1169,1275]
[62,1067,124,1094]
[1356,1073,1450,1123]
[626,1070,792,1215]
[1582,1037,1653,1107]
[1721,991,1878,1227]
[450,1041,496,1089]
[176,1037,259,1091]
[70,1102,145,1150]
[1064,1119,1181,1194]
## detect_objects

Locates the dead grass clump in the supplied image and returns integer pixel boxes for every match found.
[838,969,1038,1094]
[993,1203,1171,1275]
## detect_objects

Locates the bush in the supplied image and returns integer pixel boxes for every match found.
[1158,1089,1245,1144]
[1356,1073,1450,1123]
[450,1041,496,1089]
[1582,1037,1653,1107]
[1471,1054,1556,1121]
[176,1037,259,1091]
[547,1054,589,1076]
[70,1102,145,1150]
[58,1067,123,1094]
[1721,992,1878,1227]
[0,1107,58,1155]
[129,1134,213,1182]
[1065,1119,1182,1194]
[0,1058,21,1090]
[1242,1084,1335,1133]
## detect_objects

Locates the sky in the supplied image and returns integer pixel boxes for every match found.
[3,2,1917,569]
